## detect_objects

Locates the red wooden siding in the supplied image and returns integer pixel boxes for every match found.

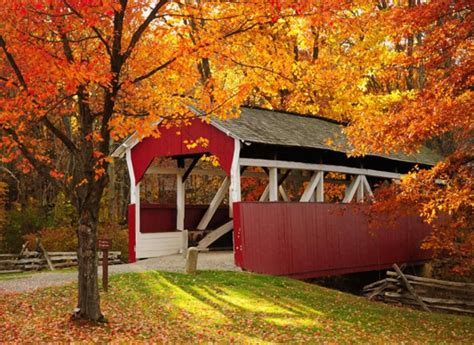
[131,119,235,183]
[140,204,230,232]
[233,202,432,279]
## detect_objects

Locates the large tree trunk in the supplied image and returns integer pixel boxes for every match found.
[76,205,104,322]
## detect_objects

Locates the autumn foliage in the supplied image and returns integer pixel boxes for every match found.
[1,0,304,320]
[343,1,473,274]
[265,0,473,273]
[0,0,472,321]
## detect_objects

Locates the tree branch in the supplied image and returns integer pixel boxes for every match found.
[122,0,169,62]
[223,55,292,81]
[130,18,263,85]
[60,32,75,63]
[2,127,57,186]
[0,35,27,89]
[63,0,112,57]
[131,56,177,84]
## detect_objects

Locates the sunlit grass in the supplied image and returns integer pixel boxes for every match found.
[1,270,473,342]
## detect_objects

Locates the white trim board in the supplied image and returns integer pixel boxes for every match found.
[145,167,265,177]
[239,158,402,180]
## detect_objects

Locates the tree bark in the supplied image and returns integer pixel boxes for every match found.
[76,206,104,322]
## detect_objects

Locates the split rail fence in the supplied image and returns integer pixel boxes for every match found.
[0,243,122,273]
[363,264,474,316]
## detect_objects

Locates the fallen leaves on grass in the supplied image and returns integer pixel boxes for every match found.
[1,271,473,342]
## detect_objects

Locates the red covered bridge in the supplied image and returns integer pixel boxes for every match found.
[112,107,439,278]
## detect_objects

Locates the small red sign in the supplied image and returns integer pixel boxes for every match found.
[98,239,111,250]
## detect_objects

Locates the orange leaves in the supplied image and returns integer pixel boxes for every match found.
[369,155,474,274]
[49,169,65,180]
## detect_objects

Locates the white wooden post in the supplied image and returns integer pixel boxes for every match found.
[229,139,241,217]
[126,150,136,204]
[356,176,364,202]
[135,182,141,238]
[126,150,140,255]
[176,173,185,231]
[269,167,278,201]
[228,184,233,218]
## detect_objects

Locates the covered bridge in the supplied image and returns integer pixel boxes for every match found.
[112,107,440,278]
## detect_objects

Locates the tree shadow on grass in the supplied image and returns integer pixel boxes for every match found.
[120,270,345,342]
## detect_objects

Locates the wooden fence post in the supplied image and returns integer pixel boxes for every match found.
[393,264,431,312]
[37,239,55,271]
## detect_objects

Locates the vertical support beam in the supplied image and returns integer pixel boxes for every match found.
[176,173,185,230]
[269,167,278,201]
[126,149,139,261]
[135,183,141,234]
[356,177,364,202]
[229,139,241,217]
[259,169,290,202]
[126,150,137,204]
[228,186,233,217]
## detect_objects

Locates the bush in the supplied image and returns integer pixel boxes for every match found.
[98,223,129,262]
[23,226,78,252]
[1,205,54,253]
[23,223,129,262]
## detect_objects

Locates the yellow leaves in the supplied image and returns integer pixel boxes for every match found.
[184,137,209,150]
[200,154,220,167]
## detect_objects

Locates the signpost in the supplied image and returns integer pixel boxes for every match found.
[98,238,112,292]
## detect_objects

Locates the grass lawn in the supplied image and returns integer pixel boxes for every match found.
[1,270,473,343]
[0,272,34,281]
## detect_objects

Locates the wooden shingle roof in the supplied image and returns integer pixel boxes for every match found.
[212,107,441,166]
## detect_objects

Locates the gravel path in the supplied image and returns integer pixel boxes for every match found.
[0,251,238,293]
